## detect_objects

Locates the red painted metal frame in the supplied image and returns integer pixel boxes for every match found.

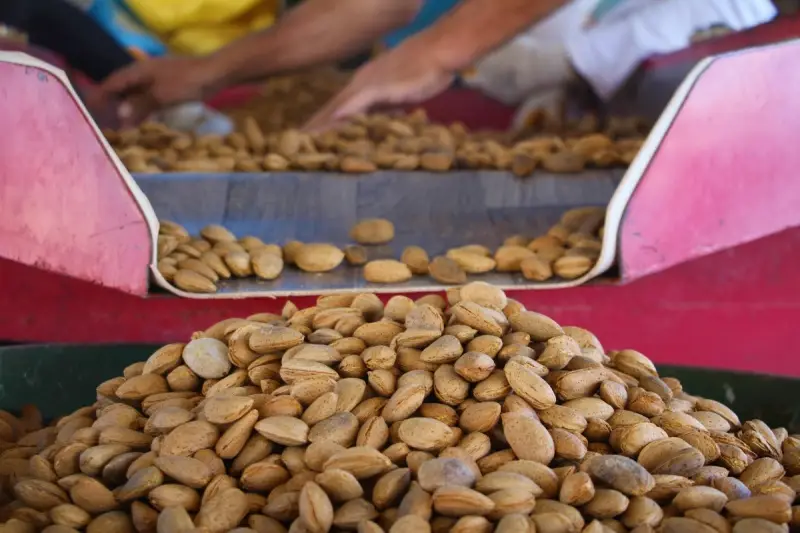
[1,226,799,376]
[642,14,800,70]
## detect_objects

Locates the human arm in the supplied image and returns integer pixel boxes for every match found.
[305,0,570,130]
[100,0,423,125]
[411,0,570,72]
[208,0,423,87]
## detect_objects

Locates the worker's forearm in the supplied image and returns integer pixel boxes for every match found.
[208,0,422,87]
[411,0,569,72]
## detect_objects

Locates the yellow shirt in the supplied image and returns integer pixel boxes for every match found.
[124,0,281,55]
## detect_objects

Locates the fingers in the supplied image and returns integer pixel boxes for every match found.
[304,84,377,133]
[99,62,164,127]
[99,62,152,99]
[118,93,157,129]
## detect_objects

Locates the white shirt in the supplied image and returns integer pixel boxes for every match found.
[567,0,778,99]
[462,0,598,105]
[463,0,778,105]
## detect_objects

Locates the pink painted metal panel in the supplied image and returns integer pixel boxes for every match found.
[0,61,152,295]
[620,42,800,280]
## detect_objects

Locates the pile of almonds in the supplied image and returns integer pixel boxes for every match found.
[1,283,799,533]
[224,68,352,135]
[157,207,605,293]
[106,107,645,175]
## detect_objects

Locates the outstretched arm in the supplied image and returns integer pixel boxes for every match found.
[306,0,569,130]
[100,0,423,125]
[208,0,424,86]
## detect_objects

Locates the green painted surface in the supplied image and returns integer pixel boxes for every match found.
[0,345,797,432]
[0,344,159,421]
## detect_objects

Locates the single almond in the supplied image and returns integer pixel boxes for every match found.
[432,486,495,517]
[508,311,563,341]
[250,326,305,354]
[182,337,231,379]
[401,246,430,275]
[350,219,395,245]
[203,396,254,424]
[382,385,427,423]
[344,245,368,266]
[584,454,656,497]
[398,418,453,452]
[504,356,556,409]
[141,343,185,375]
[502,412,554,465]
[254,416,309,446]
[364,260,413,283]
[153,456,212,488]
[429,256,467,284]
[323,447,392,479]
[299,481,334,533]
[114,374,168,401]
[446,249,497,274]
[252,250,284,280]
[195,487,249,532]
[201,224,236,243]
[159,421,219,457]
[295,243,345,272]
[173,269,217,293]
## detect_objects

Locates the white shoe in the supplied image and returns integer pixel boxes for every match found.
[155,102,234,136]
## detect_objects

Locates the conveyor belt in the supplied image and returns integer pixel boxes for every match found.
[136,169,622,294]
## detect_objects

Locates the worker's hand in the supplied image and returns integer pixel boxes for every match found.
[304,40,455,131]
[99,56,224,127]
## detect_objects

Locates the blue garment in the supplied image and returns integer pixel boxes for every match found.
[382,0,460,48]
[84,0,167,56]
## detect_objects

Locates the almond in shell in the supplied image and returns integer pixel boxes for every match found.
[153,456,212,488]
[172,269,217,293]
[504,356,557,410]
[344,245,368,266]
[350,219,395,245]
[195,487,250,532]
[494,246,535,272]
[446,249,496,274]
[295,243,345,272]
[251,250,284,280]
[502,412,554,465]
[397,418,453,452]
[254,416,309,446]
[182,338,231,379]
[401,246,430,275]
[429,256,467,285]
[159,421,219,457]
[584,454,656,496]
[364,260,413,283]
[432,486,495,517]
[323,447,392,479]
